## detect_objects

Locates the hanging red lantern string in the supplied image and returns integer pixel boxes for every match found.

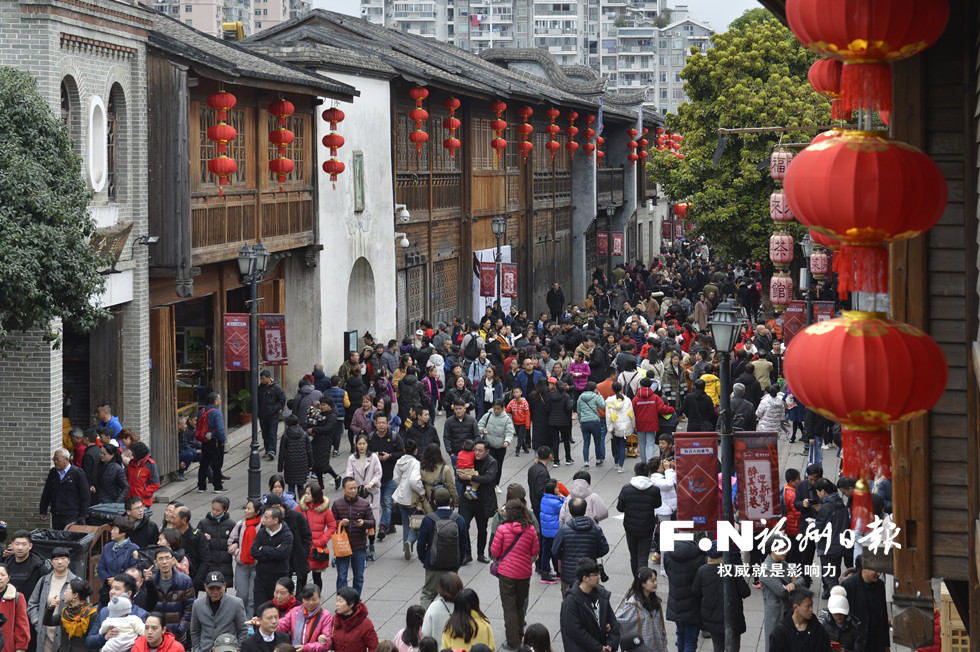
[595,135,605,166]
[490,100,507,164]
[545,108,561,160]
[442,97,461,161]
[583,114,596,159]
[784,130,947,296]
[638,127,649,161]
[517,106,534,163]
[808,58,850,121]
[408,87,429,158]
[206,90,238,197]
[786,0,949,114]
[564,111,579,159]
[321,106,346,190]
[268,99,295,193]
[627,127,639,165]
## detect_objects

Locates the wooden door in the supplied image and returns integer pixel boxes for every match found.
[90,313,123,424]
[150,306,178,478]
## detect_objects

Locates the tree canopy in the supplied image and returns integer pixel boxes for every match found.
[0,67,108,348]
[648,9,832,262]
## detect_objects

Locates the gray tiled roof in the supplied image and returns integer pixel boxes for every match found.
[247,42,397,78]
[147,8,357,98]
[243,9,639,120]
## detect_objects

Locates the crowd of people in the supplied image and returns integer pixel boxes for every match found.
[0,238,911,652]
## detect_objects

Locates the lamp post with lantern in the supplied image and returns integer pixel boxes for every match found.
[708,298,741,652]
[799,232,815,326]
[236,242,269,504]
[491,215,506,310]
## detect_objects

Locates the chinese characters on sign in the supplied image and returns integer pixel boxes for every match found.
[223,313,250,371]
[479,262,496,297]
[597,231,608,256]
[260,313,288,366]
[735,432,780,521]
[501,263,518,298]
[611,232,624,256]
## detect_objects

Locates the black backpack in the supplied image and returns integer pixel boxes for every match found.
[463,334,480,361]
[428,511,460,569]
[423,465,449,507]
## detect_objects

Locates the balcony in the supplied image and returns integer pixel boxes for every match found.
[393,11,437,18]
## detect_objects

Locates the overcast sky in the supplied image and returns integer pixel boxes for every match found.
[320,0,763,33]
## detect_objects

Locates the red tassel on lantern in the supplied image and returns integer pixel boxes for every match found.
[849,478,875,534]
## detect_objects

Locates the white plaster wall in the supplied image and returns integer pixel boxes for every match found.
[316,72,395,370]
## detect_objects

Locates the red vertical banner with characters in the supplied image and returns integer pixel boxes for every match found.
[782,301,806,344]
[662,222,671,239]
[734,432,780,521]
[260,314,288,366]
[500,263,518,298]
[675,433,720,530]
[479,262,496,297]
[611,232,624,256]
[597,231,608,256]
[813,301,835,323]
[674,222,684,239]
[223,313,250,371]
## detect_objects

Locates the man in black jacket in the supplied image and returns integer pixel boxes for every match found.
[692,546,752,647]
[174,506,212,592]
[841,560,889,652]
[368,412,405,541]
[2,530,50,617]
[456,441,497,563]
[39,448,90,529]
[250,508,293,613]
[560,557,620,652]
[615,462,661,576]
[527,446,552,575]
[241,602,289,652]
[442,401,479,456]
[546,282,565,322]
[407,406,439,452]
[81,429,102,486]
[265,494,311,589]
[552,498,609,596]
[769,588,831,652]
[813,478,851,599]
[663,539,704,652]
[125,496,160,549]
[794,463,823,587]
[257,370,286,461]
[683,379,716,432]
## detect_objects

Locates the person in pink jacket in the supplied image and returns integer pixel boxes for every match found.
[568,351,591,401]
[277,584,333,652]
[489,500,540,649]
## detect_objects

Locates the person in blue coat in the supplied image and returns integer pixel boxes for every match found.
[538,480,564,583]
[197,392,226,492]
[96,517,139,606]
[86,574,149,650]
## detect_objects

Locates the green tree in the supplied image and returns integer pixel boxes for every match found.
[648,11,832,261]
[0,67,108,347]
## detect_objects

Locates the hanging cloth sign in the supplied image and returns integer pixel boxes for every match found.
[501,263,518,298]
[479,262,496,297]
[223,313,250,371]
[260,313,288,366]
[675,433,720,530]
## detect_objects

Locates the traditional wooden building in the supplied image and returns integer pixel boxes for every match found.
[247,10,663,337]
[145,13,356,476]
[759,0,979,642]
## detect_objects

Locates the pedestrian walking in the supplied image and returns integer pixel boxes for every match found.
[489,500,538,648]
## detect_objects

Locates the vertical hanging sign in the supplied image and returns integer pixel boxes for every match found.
[734,432,780,521]
[611,232,624,256]
[223,313,250,371]
[675,433,720,530]
[500,263,518,298]
[479,262,496,297]
[260,314,288,366]
[597,231,609,256]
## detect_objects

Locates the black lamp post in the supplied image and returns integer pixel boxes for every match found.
[799,232,815,326]
[491,215,506,310]
[708,298,740,652]
[236,242,269,504]
[605,203,615,284]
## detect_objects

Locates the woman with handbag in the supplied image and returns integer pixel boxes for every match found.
[392,440,425,561]
[488,500,539,650]
[297,484,337,591]
[345,435,382,561]
[616,567,669,652]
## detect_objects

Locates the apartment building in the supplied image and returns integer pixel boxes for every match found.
[360,0,712,114]
[150,0,310,36]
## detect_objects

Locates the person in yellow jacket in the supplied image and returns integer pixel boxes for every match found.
[700,363,721,406]
[441,588,495,651]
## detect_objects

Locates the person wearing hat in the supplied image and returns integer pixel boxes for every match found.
[189,572,247,652]
[820,586,863,652]
[691,542,751,651]
[27,547,77,652]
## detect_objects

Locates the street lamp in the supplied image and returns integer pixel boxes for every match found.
[491,216,506,311]
[708,298,740,652]
[605,203,615,283]
[800,232,815,325]
[237,242,269,504]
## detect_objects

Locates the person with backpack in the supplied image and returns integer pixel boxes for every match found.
[727,383,757,431]
[416,488,469,609]
[615,358,642,399]
[460,325,484,363]
[195,393,225,494]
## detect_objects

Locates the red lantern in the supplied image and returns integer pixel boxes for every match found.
[443,137,461,156]
[783,311,948,487]
[639,150,648,160]
[628,153,639,163]
[322,107,345,128]
[808,58,850,120]
[628,128,638,139]
[787,0,949,114]
[270,128,295,149]
[409,87,430,102]
[770,150,794,182]
[769,233,795,269]
[443,97,461,160]
[785,130,947,295]
[322,158,345,189]
[595,149,605,164]
[491,137,507,158]
[208,155,237,197]
[207,91,237,121]
[769,191,794,223]
[491,100,507,115]
[408,87,429,157]
[810,249,830,279]
[443,97,461,111]
[655,127,665,136]
[268,98,294,127]
[674,203,687,218]
[566,140,579,157]
[545,108,560,159]
[583,142,596,154]
[516,107,533,163]
[517,141,533,157]
[769,272,793,313]
[207,123,237,155]
[269,156,294,192]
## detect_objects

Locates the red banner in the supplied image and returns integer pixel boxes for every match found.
[611,232,624,256]
[674,221,684,239]
[479,262,496,297]
[501,263,517,298]
[597,231,608,256]
[662,222,671,239]
[260,313,288,366]
[223,313,250,371]
[675,433,720,530]
[782,300,836,344]
[734,432,780,521]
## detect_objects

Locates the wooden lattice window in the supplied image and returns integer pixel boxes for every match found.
[266,113,307,186]
[430,112,461,173]
[473,118,501,171]
[432,258,459,325]
[199,105,247,187]
[396,112,430,173]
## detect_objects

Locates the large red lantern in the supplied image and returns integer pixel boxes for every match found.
[208,156,237,197]
[207,123,237,155]
[322,158,345,189]
[408,87,429,157]
[321,106,345,189]
[787,0,949,114]
[769,191,794,223]
[769,272,793,313]
[674,203,687,218]
[808,58,849,120]
[769,233,794,269]
[268,99,294,127]
[785,130,947,295]
[268,99,295,193]
[269,156,294,191]
[784,311,948,490]
[207,91,237,121]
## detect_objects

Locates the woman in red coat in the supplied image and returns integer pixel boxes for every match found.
[297,484,337,591]
[489,500,539,649]
[0,564,31,652]
[329,588,378,652]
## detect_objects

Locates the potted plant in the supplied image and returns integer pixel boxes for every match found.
[233,389,252,425]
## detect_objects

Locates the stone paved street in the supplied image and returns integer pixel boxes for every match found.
[158,415,843,651]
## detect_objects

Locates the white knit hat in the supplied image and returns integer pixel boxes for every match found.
[827,586,849,614]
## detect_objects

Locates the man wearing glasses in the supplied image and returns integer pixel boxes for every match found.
[560,558,620,652]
